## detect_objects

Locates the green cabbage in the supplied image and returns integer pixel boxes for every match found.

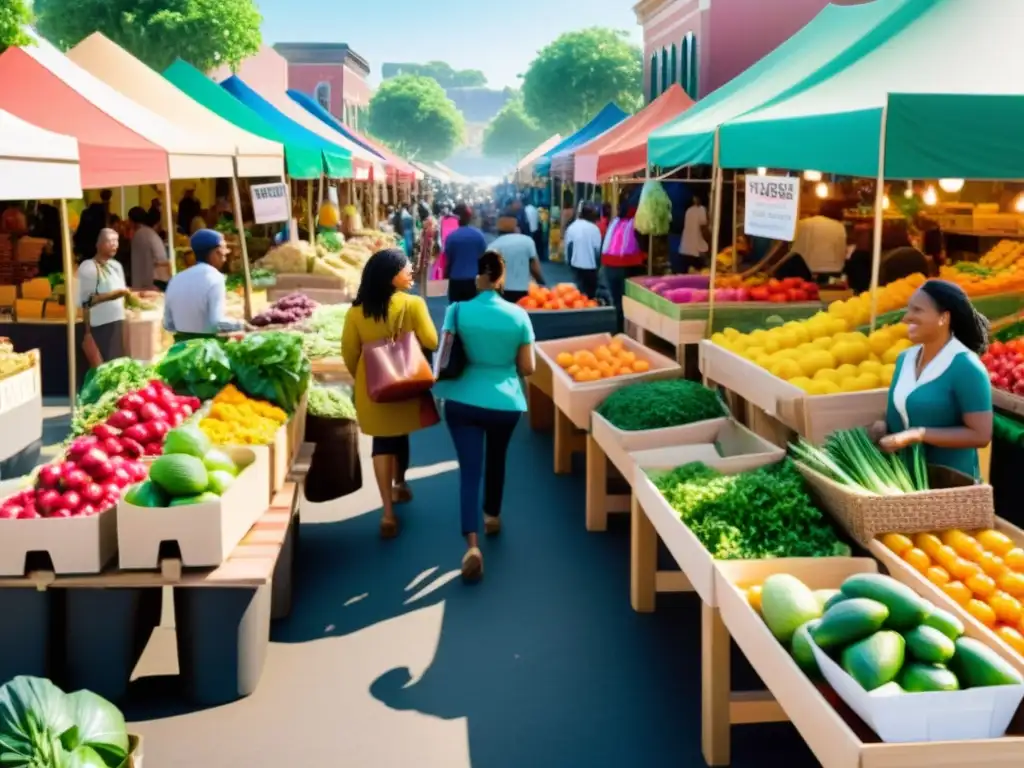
[635,180,672,236]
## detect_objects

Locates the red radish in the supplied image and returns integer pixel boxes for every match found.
[143,442,163,456]
[179,404,193,418]
[150,379,171,393]
[61,491,81,512]
[138,403,166,422]
[148,421,169,440]
[101,437,123,457]
[169,411,185,427]
[66,436,98,460]
[82,483,103,503]
[37,489,61,514]
[111,467,132,487]
[77,504,96,518]
[78,448,110,474]
[37,464,61,489]
[130,463,149,482]
[107,409,138,429]
[139,384,161,403]
[123,424,149,443]
[119,438,143,459]
[50,508,72,519]
[186,396,201,411]
[18,507,40,519]
[61,468,89,492]
[91,423,120,440]
[102,482,122,498]
[109,455,125,468]
[118,392,146,411]
[90,460,114,482]
[0,505,20,519]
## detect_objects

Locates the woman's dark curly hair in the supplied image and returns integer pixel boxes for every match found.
[353,248,409,323]
[919,278,989,355]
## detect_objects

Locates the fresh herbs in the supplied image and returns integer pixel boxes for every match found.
[156,339,234,401]
[652,460,851,559]
[790,427,929,495]
[302,303,350,359]
[226,331,310,413]
[78,358,153,406]
[596,379,727,431]
[307,383,356,420]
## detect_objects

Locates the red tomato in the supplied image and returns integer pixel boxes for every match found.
[788,289,809,302]
[982,352,996,369]
[749,286,771,302]
[990,341,1007,356]
[768,293,788,303]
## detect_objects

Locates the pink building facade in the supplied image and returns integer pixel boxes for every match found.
[273,43,372,129]
[635,0,870,103]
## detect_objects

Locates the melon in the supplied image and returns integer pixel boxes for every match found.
[206,470,235,496]
[149,454,209,497]
[203,449,238,476]
[163,426,211,459]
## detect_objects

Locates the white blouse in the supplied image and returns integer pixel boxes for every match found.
[76,258,126,327]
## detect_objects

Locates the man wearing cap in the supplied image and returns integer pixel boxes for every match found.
[162,229,244,343]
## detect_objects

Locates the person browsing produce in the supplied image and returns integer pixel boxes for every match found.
[162,229,244,343]
[870,279,993,480]
[77,228,129,368]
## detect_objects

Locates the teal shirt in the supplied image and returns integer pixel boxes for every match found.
[433,291,535,412]
[885,345,992,480]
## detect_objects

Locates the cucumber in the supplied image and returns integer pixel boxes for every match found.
[841,631,905,691]
[904,625,955,664]
[823,591,849,611]
[899,662,960,692]
[949,636,1024,688]
[790,620,821,677]
[814,589,841,612]
[870,681,904,697]
[840,573,930,631]
[811,598,889,650]
[923,607,965,641]
[761,574,823,644]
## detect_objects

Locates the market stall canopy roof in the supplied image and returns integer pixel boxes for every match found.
[220,76,353,179]
[285,89,415,182]
[67,33,284,179]
[721,0,1024,179]
[647,0,914,169]
[573,85,694,184]
[534,103,629,178]
[410,160,449,182]
[2,34,236,182]
[0,110,82,200]
[514,134,562,183]
[432,161,470,185]
[227,78,379,180]
[164,59,322,180]
[0,45,165,188]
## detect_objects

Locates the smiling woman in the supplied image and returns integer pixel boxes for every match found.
[872,279,993,481]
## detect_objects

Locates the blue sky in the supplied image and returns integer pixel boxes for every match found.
[260,0,643,88]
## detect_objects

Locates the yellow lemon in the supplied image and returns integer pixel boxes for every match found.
[761,336,781,354]
[785,323,810,345]
[845,331,869,345]
[827,317,849,335]
[723,327,741,340]
[856,372,881,390]
[749,329,770,346]
[769,358,803,381]
[730,336,749,353]
[754,354,773,367]
[742,346,765,360]
[710,332,729,347]
[867,328,893,356]
[811,336,835,350]
[789,376,815,392]
[840,377,866,393]
[814,368,843,385]
[828,300,850,317]
[859,359,883,376]
[806,318,831,340]
[836,363,860,381]
[881,338,913,365]
[880,362,897,385]
[798,349,837,378]
[888,323,910,339]
[807,379,841,396]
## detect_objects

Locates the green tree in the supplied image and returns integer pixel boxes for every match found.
[0,0,32,50]
[483,99,545,160]
[35,0,262,72]
[368,74,465,162]
[381,61,487,89]
[522,27,643,135]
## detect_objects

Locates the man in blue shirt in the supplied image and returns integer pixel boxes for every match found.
[443,203,488,303]
[162,229,245,342]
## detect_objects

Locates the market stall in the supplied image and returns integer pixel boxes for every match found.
[513,134,563,186]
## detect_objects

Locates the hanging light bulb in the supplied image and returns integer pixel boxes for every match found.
[904,182,914,198]
[757,167,767,176]
[1014,194,1024,213]
[803,170,822,182]
[882,195,890,210]
[923,186,938,206]
[815,182,829,199]
[938,178,965,193]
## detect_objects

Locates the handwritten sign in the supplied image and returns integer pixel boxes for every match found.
[744,175,800,242]
[250,183,289,225]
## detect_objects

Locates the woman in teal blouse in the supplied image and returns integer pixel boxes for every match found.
[434,250,536,581]
[872,279,993,480]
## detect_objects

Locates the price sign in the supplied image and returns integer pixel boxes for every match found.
[744,175,801,242]
[250,182,290,225]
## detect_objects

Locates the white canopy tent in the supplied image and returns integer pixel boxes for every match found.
[0,110,82,200]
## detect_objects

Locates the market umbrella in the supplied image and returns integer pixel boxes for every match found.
[533,103,629,178]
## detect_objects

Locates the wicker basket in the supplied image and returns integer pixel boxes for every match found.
[794,461,994,547]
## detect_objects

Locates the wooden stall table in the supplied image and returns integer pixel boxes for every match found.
[526,352,554,433]
[0,481,303,706]
[310,356,354,385]
[623,295,704,373]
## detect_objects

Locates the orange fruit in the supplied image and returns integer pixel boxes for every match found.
[595,346,612,361]
[881,533,914,556]
[977,529,1016,557]
[632,359,650,373]
[999,571,1024,598]
[608,340,624,353]
[989,591,1023,625]
[925,566,950,587]
[903,547,931,573]
[932,545,960,571]
[619,350,637,365]
[942,580,972,605]
[1005,548,1024,572]
[566,364,581,376]
[617,367,634,377]
[556,352,574,368]
[573,369,590,383]
[966,598,997,628]
[978,551,1009,579]
[586,299,598,307]
[966,572,997,599]
[996,625,1024,655]
[746,585,762,612]
[949,557,983,582]
[949,532,985,562]
[914,533,944,560]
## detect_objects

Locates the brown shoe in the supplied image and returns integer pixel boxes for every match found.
[380,516,400,539]
[461,547,483,581]
[484,514,501,535]
[392,483,413,504]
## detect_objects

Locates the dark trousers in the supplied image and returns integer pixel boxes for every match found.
[371,435,409,481]
[448,278,478,303]
[573,267,599,300]
[532,228,547,262]
[444,400,520,536]
[670,252,707,274]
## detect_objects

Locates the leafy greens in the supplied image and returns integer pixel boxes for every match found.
[78,358,153,407]
[227,331,311,413]
[307,383,355,420]
[596,379,727,431]
[156,339,234,401]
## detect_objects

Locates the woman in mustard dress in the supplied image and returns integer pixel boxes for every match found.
[872,279,992,480]
[342,249,439,537]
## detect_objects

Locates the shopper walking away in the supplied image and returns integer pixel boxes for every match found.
[77,228,129,370]
[602,203,647,332]
[564,204,603,299]
[417,202,438,283]
[342,249,439,538]
[434,251,535,581]
[489,217,545,303]
[129,207,171,291]
[675,194,710,274]
[444,203,488,303]
[162,229,244,342]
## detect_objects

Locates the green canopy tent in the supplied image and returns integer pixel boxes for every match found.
[163,59,324,180]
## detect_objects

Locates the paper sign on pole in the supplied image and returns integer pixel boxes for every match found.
[250,182,290,224]
[744,175,800,242]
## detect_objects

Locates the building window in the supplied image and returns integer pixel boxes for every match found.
[669,44,677,86]
[660,48,669,94]
[689,35,699,98]
[315,81,331,112]
[649,54,658,102]
[680,36,689,95]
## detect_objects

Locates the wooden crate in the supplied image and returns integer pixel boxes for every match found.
[623,295,705,371]
[699,340,887,444]
[714,557,1024,767]
[0,504,118,577]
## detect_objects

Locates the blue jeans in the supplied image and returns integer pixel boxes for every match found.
[444,400,520,536]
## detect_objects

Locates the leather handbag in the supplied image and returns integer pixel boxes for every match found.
[81,306,103,368]
[435,303,467,381]
[363,306,435,403]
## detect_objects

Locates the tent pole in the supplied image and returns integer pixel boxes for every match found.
[708,129,723,342]
[283,174,297,244]
[119,188,127,219]
[868,101,890,333]
[163,173,176,276]
[306,181,315,241]
[731,170,739,273]
[230,162,254,322]
[59,199,78,415]
[645,165,653,276]
[318,172,326,208]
